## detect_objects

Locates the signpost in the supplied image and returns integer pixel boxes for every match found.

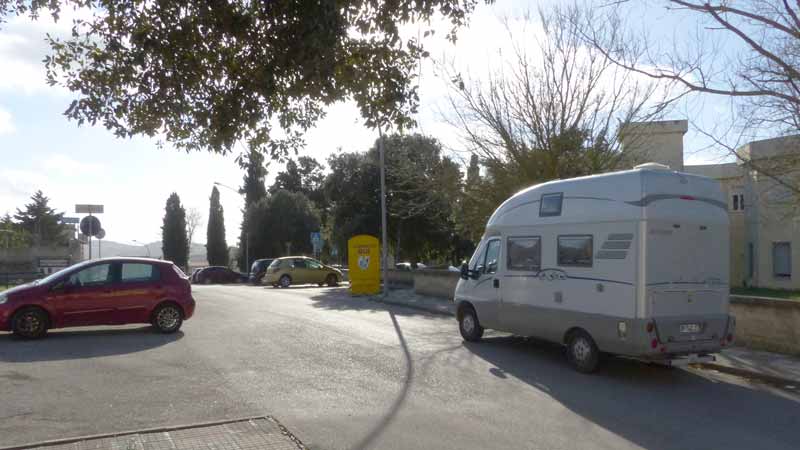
[76,204,104,260]
[310,232,322,259]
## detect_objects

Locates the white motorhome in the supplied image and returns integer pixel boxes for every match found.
[455,163,735,373]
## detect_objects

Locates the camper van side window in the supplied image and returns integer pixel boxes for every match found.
[507,237,541,271]
[540,193,563,217]
[558,235,593,267]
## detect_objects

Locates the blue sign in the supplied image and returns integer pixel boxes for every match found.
[310,232,322,252]
[61,217,80,224]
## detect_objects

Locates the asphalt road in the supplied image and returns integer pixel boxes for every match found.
[1,284,799,450]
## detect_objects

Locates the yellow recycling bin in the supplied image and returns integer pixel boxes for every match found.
[348,234,380,295]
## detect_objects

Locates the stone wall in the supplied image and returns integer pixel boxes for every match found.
[730,295,800,355]
[386,269,414,286]
[413,270,460,300]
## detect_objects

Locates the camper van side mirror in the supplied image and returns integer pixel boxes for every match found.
[460,262,469,280]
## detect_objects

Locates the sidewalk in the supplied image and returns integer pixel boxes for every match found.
[371,288,800,385]
[0,416,306,450]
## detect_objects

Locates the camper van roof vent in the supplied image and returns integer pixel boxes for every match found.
[634,162,671,171]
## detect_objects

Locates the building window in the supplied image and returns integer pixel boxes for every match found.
[731,193,744,211]
[540,193,563,217]
[773,242,791,278]
[507,237,541,271]
[558,235,593,267]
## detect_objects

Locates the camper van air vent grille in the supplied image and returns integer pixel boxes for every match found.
[597,234,634,260]
[607,233,633,241]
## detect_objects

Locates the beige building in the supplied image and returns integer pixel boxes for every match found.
[622,120,800,290]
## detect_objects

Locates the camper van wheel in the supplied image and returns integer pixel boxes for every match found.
[459,306,484,342]
[567,330,600,373]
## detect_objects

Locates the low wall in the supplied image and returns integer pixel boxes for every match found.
[413,270,460,300]
[730,295,800,355]
[387,269,414,286]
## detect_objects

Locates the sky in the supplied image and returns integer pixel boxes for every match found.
[0,0,741,247]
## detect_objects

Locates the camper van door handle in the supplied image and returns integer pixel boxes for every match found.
[493,279,500,288]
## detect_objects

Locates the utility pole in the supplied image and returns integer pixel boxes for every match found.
[378,126,389,297]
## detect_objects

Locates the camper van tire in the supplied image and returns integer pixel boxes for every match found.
[566,329,600,373]
[458,305,484,342]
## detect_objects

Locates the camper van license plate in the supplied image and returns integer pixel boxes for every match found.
[680,324,701,333]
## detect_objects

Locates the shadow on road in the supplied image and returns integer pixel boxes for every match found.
[0,326,183,363]
[306,288,445,320]
[465,335,800,450]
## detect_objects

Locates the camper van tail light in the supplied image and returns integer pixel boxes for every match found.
[680,195,695,201]
[660,346,666,353]
[650,339,658,349]
[727,333,734,343]
[646,321,655,333]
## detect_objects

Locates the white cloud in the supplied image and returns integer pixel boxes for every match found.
[0,4,92,95]
[0,107,14,135]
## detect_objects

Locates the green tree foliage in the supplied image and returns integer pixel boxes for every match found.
[324,134,465,264]
[271,156,327,218]
[239,149,268,207]
[0,213,32,249]
[237,149,268,270]
[325,152,380,258]
[162,193,189,269]
[13,190,67,246]
[206,186,228,266]
[246,190,320,259]
[455,154,487,249]
[381,134,462,263]
[2,0,483,157]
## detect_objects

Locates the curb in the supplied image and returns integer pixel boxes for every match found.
[370,296,455,317]
[693,362,799,387]
[0,416,306,450]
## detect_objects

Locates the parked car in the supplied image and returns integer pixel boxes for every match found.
[264,256,343,288]
[192,266,245,284]
[455,163,734,373]
[0,257,195,339]
[248,258,275,285]
[395,262,427,271]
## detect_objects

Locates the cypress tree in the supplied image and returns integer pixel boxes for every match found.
[206,186,229,266]
[162,193,189,268]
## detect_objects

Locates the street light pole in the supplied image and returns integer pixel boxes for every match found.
[133,240,151,257]
[214,181,248,270]
[378,126,389,297]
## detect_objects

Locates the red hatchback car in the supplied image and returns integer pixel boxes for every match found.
[0,257,195,339]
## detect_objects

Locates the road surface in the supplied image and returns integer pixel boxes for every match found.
[1,285,799,449]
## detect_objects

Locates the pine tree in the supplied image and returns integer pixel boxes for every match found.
[162,193,189,269]
[206,186,229,266]
[13,190,67,245]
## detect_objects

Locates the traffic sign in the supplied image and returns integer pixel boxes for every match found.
[80,216,102,237]
[97,228,106,240]
[61,217,80,224]
[76,204,104,214]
